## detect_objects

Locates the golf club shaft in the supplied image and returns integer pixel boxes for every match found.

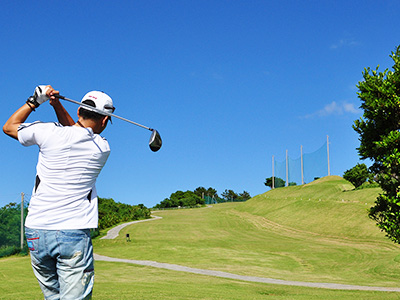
[54,94,153,131]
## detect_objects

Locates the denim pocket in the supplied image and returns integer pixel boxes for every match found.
[57,230,91,262]
[25,227,39,253]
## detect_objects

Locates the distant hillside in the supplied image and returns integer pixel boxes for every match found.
[236,176,385,241]
[95,175,400,287]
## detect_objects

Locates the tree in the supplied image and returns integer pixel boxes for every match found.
[353,45,400,243]
[155,190,205,208]
[97,198,151,230]
[264,177,285,188]
[221,189,238,201]
[0,202,27,249]
[239,191,251,200]
[343,163,373,188]
[193,187,207,198]
[344,164,367,187]
[206,187,218,198]
[194,187,218,199]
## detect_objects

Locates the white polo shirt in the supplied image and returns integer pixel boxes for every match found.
[18,121,110,230]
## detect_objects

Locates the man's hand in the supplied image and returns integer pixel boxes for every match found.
[27,85,59,108]
[47,86,75,126]
[48,86,61,107]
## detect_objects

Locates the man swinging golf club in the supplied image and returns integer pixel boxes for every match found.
[3,85,115,299]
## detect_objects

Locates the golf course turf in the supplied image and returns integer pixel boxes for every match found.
[2,176,400,299]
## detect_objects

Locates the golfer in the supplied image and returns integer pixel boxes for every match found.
[3,85,115,299]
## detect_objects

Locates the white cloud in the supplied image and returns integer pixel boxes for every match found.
[343,102,359,114]
[302,101,360,119]
[330,38,360,50]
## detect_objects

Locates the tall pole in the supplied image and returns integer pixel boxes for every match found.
[272,155,275,189]
[301,145,304,185]
[21,192,24,250]
[286,150,289,187]
[327,135,331,176]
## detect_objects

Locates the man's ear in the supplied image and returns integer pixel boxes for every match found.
[101,116,109,127]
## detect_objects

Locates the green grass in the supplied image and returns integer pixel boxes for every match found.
[2,256,400,299]
[94,176,400,287]
[2,176,400,299]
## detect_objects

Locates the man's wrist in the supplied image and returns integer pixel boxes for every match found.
[26,95,40,108]
[50,99,61,106]
[26,99,36,111]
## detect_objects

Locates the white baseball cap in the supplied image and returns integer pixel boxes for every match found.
[80,91,115,115]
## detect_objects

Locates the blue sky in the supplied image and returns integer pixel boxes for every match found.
[1,1,400,208]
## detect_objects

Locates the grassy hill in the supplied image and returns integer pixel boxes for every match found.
[2,176,400,299]
[94,176,400,288]
[238,175,384,240]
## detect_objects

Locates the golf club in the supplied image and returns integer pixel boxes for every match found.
[54,94,162,152]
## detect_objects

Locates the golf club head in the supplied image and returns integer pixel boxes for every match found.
[149,129,162,152]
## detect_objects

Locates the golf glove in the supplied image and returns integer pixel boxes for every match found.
[27,85,50,108]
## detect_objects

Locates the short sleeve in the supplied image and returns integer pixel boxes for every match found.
[18,122,57,147]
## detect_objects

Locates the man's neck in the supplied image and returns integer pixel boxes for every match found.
[74,118,103,134]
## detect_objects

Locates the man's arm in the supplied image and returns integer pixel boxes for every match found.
[50,97,75,126]
[3,85,75,140]
[3,103,34,140]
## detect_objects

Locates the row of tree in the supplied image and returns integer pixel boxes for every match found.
[154,187,251,209]
[193,187,251,202]
[96,198,151,231]
[153,190,204,209]
[0,202,28,257]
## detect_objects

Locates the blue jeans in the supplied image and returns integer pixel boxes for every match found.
[25,227,94,300]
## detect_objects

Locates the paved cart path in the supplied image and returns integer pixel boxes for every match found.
[100,215,163,240]
[95,215,400,292]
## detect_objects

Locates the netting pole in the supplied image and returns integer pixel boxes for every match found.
[272,155,275,189]
[327,135,331,176]
[286,150,289,187]
[21,192,24,249]
[301,145,304,185]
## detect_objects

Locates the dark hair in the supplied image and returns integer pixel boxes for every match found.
[79,100,104,121]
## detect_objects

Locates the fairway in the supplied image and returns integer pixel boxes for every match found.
[2,256,400,300]
[94,176,400,289]
[2,176,400,299]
